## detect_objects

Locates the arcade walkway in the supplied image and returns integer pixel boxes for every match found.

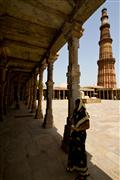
[0,100,119,180]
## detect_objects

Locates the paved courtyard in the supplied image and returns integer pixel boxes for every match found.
[0,100,119,180]
[42,99,120,180]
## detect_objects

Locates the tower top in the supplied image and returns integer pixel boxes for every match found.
[102,8,107,14]
[101,8,109,26]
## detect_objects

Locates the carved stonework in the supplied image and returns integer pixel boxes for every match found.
[35,64,46,119]
[67,34,82,117]
[27,80,31,107]
[62,23,83,152]
[14,74,21,109]
[0,48,8,121]
[97,8,117,88]
[28,78,33,111]
[0,81,4,121]
[31,73,37,113]
[43,54,57,128]
[63,21,84,42]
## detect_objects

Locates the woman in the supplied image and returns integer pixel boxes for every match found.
[66,98,90,179]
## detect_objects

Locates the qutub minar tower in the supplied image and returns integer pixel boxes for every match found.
[97,8,117,88]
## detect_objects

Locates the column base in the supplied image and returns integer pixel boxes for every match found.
[43,109,53,128]
[61,117,71,153]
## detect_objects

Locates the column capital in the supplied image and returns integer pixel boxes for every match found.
[46,52,59,64]
[39,63,47,72]
[63,21,84,40]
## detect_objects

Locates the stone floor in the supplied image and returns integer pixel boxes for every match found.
[0,100,119,180]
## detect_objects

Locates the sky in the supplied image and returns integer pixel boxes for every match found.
[43,0,120,88]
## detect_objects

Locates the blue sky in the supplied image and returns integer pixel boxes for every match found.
[44,0,120,88]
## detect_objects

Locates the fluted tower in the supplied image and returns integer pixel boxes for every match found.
[97,8,116,88]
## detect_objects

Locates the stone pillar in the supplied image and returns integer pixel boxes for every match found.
[0,48,7,121]
[7,72,13,106]
[103,90,105,99]
[27,80,31,107]
[111,90,113,100]
[25,82,29,105]
[31,73,37,113]
[3,70,9,115]
[11,82,14,105]
[62,22,83,152]
[43,54,58,128]
[107,90,109,99]
[14,75,21,109]
[8,80,12,106]
[115,90,117,100]
[58,90,60,99]
[98,90,100,99]
[3,81,8,115]
[35,65,46,119]
[63,90,65,99]
[86,91,88,96]
[28,78,33,111]
[0,67,6,121]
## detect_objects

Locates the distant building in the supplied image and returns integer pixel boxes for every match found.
[40,85,120,101]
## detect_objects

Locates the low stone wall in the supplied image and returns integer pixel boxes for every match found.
[82,98,101,104]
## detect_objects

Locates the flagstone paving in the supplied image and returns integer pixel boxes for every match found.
[0,100,119,180]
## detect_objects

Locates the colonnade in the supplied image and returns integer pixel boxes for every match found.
[24,22,83,136]
[22,54,58,128]
[0,48,15,121]
[97,89,119,100]
[43,89,68,100]
[0,22,83,151]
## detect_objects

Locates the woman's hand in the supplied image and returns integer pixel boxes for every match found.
[71,125,81,131]
[75,120,90,131]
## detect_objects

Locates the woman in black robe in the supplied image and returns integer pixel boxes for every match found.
[66,98,90,179]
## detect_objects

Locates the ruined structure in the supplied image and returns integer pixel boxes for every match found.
[97,8,117,88]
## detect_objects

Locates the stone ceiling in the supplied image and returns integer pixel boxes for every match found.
[0,0,105,85]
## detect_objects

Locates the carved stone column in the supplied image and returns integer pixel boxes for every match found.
[43,54,58,128]
[31,72,37,113]
[24,82,28,105]
[63,90,65,99]
[27,80,31,107]
[62,22,84,152]
[103,90,105,99]
[3,80,8,115]
[107,90,109,99]
[58,90,60,99]
[0,67,5,121]
[3,69,10,115]
[14,74,21,109]
[0,48,7,121]
[28,78,33,111]
[35,64,46,119]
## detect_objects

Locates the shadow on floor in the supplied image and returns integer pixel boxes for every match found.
[0,103,113,180]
